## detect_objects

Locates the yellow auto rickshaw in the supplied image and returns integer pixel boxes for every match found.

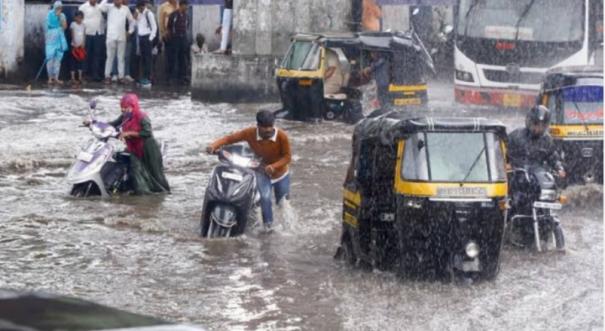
[336,113,509,281]
[275,31,435,123]
[537,66,603,184]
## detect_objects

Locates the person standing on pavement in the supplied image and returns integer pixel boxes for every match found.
[166,0,189,84]
[100,0,135,84]
[158,0,178,82]
[214,0,232,54]
[135,0,157,86]
[79,0,105,82]
[206,110,292,232]
[45,1,68,85]
[122,0,137,83]
[69,10,86,85]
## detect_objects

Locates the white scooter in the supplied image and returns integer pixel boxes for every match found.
[66,100,131,197]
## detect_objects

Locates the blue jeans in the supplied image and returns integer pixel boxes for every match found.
[256,172,290,225]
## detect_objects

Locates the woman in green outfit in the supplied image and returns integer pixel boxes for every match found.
[109,93,170,194]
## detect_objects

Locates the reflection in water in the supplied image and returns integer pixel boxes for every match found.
[0,84,602,330]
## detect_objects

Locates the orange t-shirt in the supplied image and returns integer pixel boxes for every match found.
[362,0,382,32]
[210,127,292,179]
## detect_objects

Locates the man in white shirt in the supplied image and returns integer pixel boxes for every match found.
[78,0,105,81]
[100,0,135,83]
[135,0,157,85]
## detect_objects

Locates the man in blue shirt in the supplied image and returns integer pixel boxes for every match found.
[363,51,390,108]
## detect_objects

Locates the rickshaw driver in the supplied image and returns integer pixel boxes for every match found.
[324,48,346,96]
[362,51,390,107]
[508,105,566,178]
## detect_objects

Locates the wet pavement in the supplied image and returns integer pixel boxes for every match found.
[0,81,602,330]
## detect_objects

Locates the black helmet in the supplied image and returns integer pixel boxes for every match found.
[525,105,551,132]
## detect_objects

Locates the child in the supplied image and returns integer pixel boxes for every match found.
[70,11,86,84]
[191,33,208,54]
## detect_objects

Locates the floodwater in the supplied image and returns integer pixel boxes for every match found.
[0,82,602,330]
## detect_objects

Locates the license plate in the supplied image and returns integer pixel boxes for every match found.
[502,93,522,107]
[221,171,243,182]
[77,151,94,162]
[437,187,487,198]
[394,98,421,106]
[581,147,593,158]
[533,201,562,210]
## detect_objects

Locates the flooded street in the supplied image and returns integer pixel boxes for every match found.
[0,81,602,330]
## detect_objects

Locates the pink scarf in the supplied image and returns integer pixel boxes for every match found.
[120,93,147,159]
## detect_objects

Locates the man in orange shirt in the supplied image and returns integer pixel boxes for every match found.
[206,111,292,230]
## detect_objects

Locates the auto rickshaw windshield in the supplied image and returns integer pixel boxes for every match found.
[281,40,321,71]
[402,131,506,182]
[547,85,604,125]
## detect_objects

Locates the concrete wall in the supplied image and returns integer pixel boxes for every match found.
[381,5,453,34]
[22,4,48,80]
[191,53,279,102]
[233,0,352,56]
[0,0,25,80]
[192,0,352,102]
[382,4,410,32]
[192,4,222,51]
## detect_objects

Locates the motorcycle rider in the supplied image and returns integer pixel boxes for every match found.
[206,110,292,232]
[508,105,566,178]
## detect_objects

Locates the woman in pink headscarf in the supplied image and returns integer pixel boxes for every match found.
[109,93,170,194]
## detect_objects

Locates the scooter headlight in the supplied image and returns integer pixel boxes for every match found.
[465,241,480,259]
[539,189,556,201]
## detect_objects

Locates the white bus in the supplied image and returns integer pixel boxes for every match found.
[454,0,603,108]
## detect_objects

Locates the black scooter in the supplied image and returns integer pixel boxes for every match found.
[200,145,260,238]
[506,165,566,252]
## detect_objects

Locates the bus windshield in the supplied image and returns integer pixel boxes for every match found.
[457,0,585,43]
[549,85,604,124]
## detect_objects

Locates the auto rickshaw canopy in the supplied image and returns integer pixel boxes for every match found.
[287,31,436,75]
[352,112,508,147]
[541,65,603,92]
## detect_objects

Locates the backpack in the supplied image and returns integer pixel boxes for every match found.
[144,10,161,50]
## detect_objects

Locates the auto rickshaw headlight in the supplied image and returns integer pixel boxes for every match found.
[559,195,568,204]
[465,241,480,259]
[539,189,556,201]
[404,198,424,209]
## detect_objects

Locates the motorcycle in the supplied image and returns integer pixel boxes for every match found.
[506,165,566,252]
[66,100,132,198]
[200,144,261,238]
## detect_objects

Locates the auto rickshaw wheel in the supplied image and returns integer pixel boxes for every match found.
[323,110,337,121]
